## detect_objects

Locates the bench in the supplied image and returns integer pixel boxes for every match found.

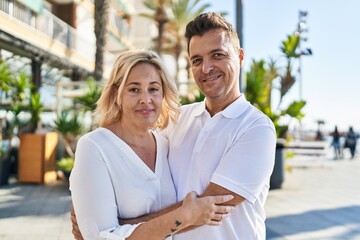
[286,141,328,157]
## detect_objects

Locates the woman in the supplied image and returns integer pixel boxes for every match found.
[330,126,342,159]
[70,50,233,240]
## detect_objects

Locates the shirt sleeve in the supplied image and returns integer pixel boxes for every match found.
[69,136,142,239]
[210,118,276,204]
[99,224,143,239]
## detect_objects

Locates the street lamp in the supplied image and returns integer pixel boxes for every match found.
[295,10,312,100]
[236,0,244,92]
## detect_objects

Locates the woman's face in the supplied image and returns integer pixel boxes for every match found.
[120,62,163,128]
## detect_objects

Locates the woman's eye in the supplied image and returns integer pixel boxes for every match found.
[149,88,160,93]
[129,88,139,92]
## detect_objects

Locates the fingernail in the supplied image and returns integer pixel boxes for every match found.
[225,195,234,200]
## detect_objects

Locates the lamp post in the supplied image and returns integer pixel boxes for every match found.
[295,10,312,140]
[236,0,244,92]
[296,10,312,100]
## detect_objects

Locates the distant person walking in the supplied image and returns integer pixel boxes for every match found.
[330,126,342,160]
[315,130,324,141]
[344,126,358,159]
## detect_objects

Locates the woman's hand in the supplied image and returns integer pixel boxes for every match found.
[180,191,234,227]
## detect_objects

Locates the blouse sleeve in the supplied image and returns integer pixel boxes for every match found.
[69,136,142,239]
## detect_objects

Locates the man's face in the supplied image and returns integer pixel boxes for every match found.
[188,29,244,101]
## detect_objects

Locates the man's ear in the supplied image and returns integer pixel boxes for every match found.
[239,48,245,68]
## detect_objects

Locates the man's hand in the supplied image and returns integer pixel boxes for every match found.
[70,205,84,240]
[200,182,245,206]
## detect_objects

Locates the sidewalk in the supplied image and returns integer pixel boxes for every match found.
[266,153,360,240]
[0,179,72,240]
[0,153,359,239]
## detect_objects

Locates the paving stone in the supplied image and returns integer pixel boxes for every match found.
[1,155,360,239]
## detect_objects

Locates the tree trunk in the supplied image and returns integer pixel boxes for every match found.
[155,7,168,54]
[94,0,110,81]
[174,35,182,88]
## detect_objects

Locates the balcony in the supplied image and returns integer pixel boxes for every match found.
[0,0,95,72]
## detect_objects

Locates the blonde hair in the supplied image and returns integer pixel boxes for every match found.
[94,49,180,130]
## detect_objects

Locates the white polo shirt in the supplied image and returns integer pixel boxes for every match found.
[164,95,276,240]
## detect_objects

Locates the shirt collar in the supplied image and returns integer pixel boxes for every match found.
[192,94,249,119]
[192,100,207,117]
[221,94,249,119]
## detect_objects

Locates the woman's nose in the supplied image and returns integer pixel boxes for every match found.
[139,92,151,104]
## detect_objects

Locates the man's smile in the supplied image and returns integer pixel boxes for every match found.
[202,74,222,82]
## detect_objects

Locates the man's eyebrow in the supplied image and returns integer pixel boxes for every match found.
[190,54,201,61]
[190,49,226,60]
[210,48,226,54]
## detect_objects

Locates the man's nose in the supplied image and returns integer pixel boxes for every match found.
[202,59,214,74]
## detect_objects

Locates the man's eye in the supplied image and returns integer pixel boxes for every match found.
[192,59,201,66]
[213,53,223,58]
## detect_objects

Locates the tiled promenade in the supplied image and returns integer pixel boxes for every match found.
[266,152,360,240]
[0,179,72,240]
[0,148,359,239]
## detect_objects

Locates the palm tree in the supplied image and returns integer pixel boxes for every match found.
[94,0,110,81]
[74,78,102,131]
[142,0,172,54]
[280,34,301,99]
[0,62,13,139]
[246,42,306,138]
[245,59,274,115]
[54,110,83,158]
[54,78,101,158]
[0,62,13,95]
[165,0,210,86]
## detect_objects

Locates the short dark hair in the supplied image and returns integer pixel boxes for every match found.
[185,12,240,52]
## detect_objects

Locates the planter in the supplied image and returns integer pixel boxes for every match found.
[18,132,58,184]
[0,156,11,185]
[0,139,11,186]
[270,140,285,189]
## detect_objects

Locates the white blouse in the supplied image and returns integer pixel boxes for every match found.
[70,128,176,239]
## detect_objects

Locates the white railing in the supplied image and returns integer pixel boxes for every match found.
[0,0,95,61]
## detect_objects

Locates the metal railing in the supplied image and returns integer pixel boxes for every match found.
[0,0,95,61]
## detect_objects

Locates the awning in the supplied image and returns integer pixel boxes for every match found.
[16,0,43,13]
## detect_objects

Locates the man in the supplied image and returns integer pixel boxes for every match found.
[164,12,276,239]
[72,12,276,239]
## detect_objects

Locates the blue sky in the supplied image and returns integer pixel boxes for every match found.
[206,0,360,133]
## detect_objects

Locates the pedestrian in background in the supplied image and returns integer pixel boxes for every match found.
[344,126,358,159]
[330,125,342,160]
